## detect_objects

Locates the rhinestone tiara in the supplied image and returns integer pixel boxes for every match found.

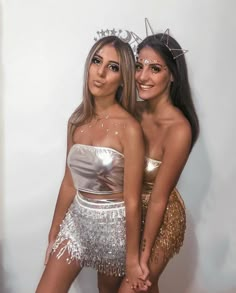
[94,18,188,60]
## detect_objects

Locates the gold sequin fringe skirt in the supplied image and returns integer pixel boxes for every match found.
[52,192,126,277]
[142,188,186,263]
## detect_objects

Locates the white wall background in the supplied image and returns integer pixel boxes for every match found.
[1,0,236,292]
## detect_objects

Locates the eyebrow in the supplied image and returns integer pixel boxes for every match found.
[94,53,120,65]
[136,60,165,67]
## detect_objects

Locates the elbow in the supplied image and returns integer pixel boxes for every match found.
[149,197,168,212]
[124,198,141,213]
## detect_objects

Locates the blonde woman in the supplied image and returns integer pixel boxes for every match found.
[36,36,146,293]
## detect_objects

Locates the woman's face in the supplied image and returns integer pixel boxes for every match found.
[135,47,173,101]
[88,44,122,100]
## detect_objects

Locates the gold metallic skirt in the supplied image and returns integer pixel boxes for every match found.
[52,192,126,276]
[141,188,186,263]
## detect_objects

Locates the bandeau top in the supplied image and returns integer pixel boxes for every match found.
[67,144,124,194]
[143,157,162,194]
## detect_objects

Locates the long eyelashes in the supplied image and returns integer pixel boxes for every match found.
[135,62,162,73]
[135,63,142,71]
[108,64,120,72]
[151,65,161,73]
[92,56,101,65]
[91,56,119,72]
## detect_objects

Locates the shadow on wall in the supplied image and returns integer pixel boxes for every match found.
[179,131,212,223]
[0,244,5,292]
[0,243,12,293]
[193,287,236,293]
[160,211,198,293]
[220,289,236,293]
[0,2,9,293]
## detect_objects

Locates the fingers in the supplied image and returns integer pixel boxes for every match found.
[136,281,148,292]
[145,279,152,287]
[126,279,149,292]
[138,274,146,281]
[125,279,138,290]
[138,265,151,287]
[138,274,151,286]
[44,241,54,265]
[136,274,152,291]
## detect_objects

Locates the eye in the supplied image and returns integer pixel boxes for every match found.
[151,65,161,73]
[135,63,143,71]
[108,63,120,72]
[91,56,101,65]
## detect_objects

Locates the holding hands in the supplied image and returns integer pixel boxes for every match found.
[125,261,151,292]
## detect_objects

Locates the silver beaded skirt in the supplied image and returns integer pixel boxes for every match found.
[52,192,126,277]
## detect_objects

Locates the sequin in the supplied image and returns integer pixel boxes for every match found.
[52,192,126,277]
[142,158,186,263]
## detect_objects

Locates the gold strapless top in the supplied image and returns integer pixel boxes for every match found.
[143,157,162,194]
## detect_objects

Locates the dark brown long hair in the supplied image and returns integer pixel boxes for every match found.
[137,34,199,149]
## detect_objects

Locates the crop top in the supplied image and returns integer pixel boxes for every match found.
[67,144,124,194]
[142,157,162,194]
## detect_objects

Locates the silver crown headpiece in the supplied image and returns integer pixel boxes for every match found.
[159,28,188,59]
[94,18,188,60]
[94,29,142,56]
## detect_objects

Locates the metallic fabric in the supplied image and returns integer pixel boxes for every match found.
[142,157,162,194]
[67,144,124,194]
[142,157,186,263]
[52,192,126,276]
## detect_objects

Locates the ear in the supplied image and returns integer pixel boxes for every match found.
[170,73,174,82]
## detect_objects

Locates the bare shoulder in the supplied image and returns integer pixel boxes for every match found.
[120,111,144,157]
[166,116,192,150]
[115,105,141,131]
[123,112,143,137]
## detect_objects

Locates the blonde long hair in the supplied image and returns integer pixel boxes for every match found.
[69,36,137,134]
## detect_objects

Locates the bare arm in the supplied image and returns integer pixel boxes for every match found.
[140,123,192,264]
[122,120,145,281]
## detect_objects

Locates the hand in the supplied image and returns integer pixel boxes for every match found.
[126,263,149,291]
[44,240,55,265]
[139,260,150,282]
[136,260,152,291]
[44,228,59,265]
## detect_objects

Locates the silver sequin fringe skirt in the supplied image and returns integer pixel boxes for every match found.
[52,192,126,277]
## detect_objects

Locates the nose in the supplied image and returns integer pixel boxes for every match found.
[97,64,106,77]
[137,67,149,82]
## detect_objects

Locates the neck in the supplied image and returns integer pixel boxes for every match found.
[94,97,118,116]
[145,95,171,117]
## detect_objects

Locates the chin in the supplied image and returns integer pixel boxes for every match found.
[138,94,152,101]
[89,88,102,97]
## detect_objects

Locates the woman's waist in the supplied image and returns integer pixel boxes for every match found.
[75,191,125,210]
[78,190,124,202]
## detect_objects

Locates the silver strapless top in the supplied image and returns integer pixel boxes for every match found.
[67,144,124,194]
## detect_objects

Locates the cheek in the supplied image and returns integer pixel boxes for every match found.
[135,72,140,82]
[88,71,93,87]
[109,75,121,87]
[88,65,95,76]
[155,74,171,87]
